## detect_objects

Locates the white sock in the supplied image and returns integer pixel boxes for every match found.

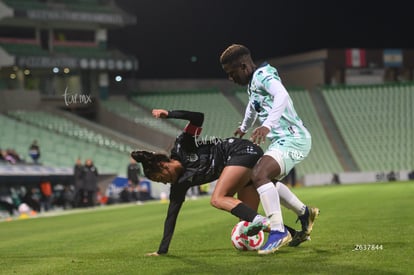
[257,182,284,231]
[252,214,265,224]
[275,181,306,216]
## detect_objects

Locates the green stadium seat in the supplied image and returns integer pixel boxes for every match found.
[132,89,242,139]
[322,83,414,171]
[2,112,131,176]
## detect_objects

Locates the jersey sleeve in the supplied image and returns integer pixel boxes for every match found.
[157,182,189,254]
[260,78,289,130]
[239,100,257,133]
[167,110,204,136]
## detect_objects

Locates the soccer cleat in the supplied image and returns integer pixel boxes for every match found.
[289,206,319,247]
[258,228,292,255]
[297,206,320,235]
[289,230,311,247]
[243,216,270,236]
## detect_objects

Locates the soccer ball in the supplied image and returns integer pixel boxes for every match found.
[18,203,30,214]
[231,221,264,251]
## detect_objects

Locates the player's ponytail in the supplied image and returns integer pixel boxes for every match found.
[131,150,169,180]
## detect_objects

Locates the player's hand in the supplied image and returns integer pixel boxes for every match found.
[145,251,160,256]
[152,109,168,119]
[234,128,246,138]
[251,126,269,144]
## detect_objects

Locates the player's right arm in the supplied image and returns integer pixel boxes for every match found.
[146,182,189,256]
[152,109,204,136]
[155,199,184,255]
[234,102,256,138]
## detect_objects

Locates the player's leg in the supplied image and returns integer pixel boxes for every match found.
[276,180,319,232]
[249,154,292,254]
[275,180,319,246]
[277,138,319,246]
[236,182,259,211]
[210,166,266,223]
[237,183,299,235]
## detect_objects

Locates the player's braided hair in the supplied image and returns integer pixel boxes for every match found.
[220,44,251,65]
[130,151,169,180]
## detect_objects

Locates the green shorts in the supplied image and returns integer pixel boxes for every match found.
[264,137,312,179]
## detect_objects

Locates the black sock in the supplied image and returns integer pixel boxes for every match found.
[230,203,258,222]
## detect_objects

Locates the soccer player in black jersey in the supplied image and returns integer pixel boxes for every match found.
[132,109,275,256]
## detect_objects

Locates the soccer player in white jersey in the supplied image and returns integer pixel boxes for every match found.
[220,44,319,255]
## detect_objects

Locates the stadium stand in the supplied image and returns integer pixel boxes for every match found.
[132,90,243,139]
[0,40,47,56]
[7,110,132,153]
[322,83,414,172]
[101,97,181,138]
[3,111,132,176]
[53,45,112,59]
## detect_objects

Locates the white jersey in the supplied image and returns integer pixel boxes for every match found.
[239,63,311,141]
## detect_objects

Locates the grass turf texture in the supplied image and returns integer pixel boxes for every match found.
[0,181,413,275]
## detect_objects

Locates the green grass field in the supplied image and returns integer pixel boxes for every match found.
[1,181,413,275]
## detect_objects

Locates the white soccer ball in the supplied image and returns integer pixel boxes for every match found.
[18,203,30,214]
[231,221,264,251]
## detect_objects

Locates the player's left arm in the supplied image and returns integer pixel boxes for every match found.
[262,78,289,130]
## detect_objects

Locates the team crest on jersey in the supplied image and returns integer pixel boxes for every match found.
[187,153,198,162]
[228,138,234,143]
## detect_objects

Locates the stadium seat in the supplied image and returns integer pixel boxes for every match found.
[132,89,242,139]
[322,83,414,171]
[2,112,131,176]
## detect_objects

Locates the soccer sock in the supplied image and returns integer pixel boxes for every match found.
[257,182,284,232]
[230,202,259,222]
[275,181,306,216]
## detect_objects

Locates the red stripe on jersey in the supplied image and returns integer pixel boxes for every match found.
[184,123,202,136]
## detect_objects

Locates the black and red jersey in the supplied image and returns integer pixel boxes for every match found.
[157,110,263,254]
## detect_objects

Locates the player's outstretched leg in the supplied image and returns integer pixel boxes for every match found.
[289,206,320,247]
[258,226,292,255]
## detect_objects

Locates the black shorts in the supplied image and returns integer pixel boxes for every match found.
[224,138,264,168]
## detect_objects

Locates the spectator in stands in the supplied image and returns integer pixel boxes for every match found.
[39,179,53,212]
[4,148,23,164]
[73,158,84,207]
[52,183,71,209]
[331,173,341,184]
[0,148,5,163]
[29,140,41,164]
[387,170,397,182]
[22,187,41,213]
[63,185,75,209]
[119,185,134,203]
[408,170,414,180]
[0,198,17,216]
[136,176,153,201]
[81,159,98,207]
[127,157,141,200]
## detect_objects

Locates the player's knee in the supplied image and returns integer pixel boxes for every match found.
[210,196,222,209]
[251,169,270,186]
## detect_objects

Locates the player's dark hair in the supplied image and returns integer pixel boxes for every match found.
[131,151,169,180]
[220,44,251,65]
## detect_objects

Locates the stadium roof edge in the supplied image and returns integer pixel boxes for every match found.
[0,0,137,28]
